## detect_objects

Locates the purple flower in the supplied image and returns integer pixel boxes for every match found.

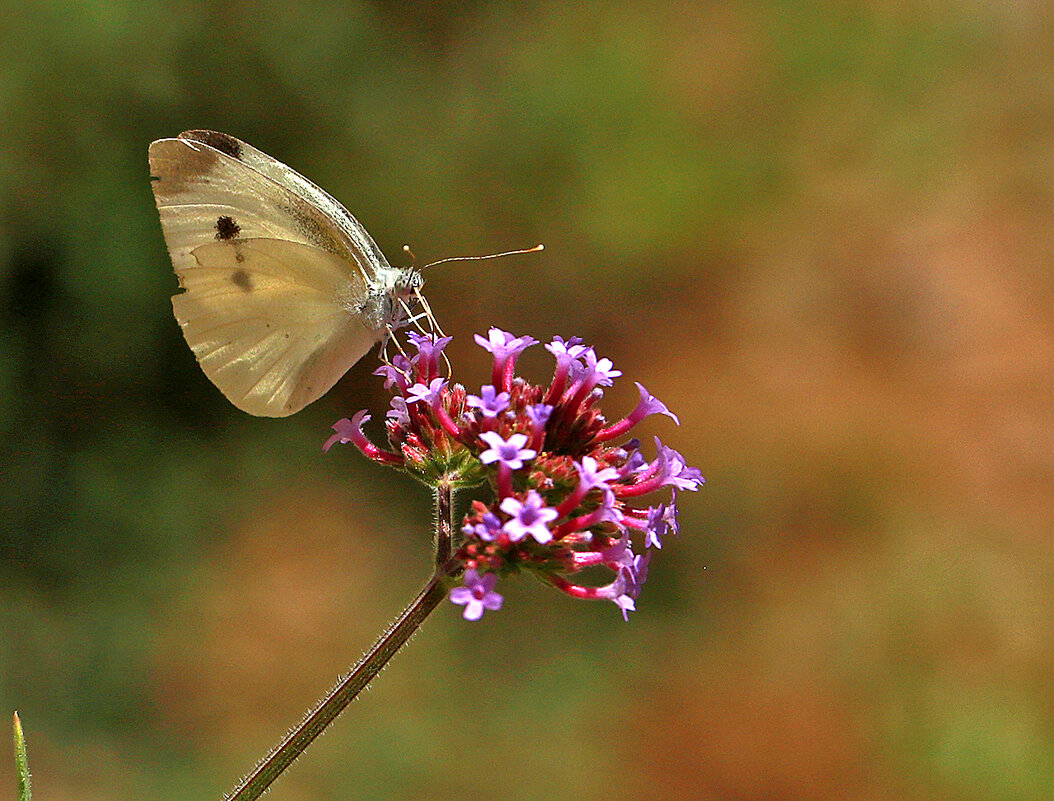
[664,489,680,537]
[594,488,623,525]
[323,410,403,466]
[475,328,539,362]
[500,491,559,543]
[373,354,414,391]
[655,439,705,491]
[478,432,537,470]
[621,551,652,600]
[617,440,648,477]
[632,383,679,424]
[590,568,644,621]
[450,569,504,621]
[466,385,511,418]
[613,593,636,621]
[575,455,620,493]
[463,511,504,542]
[526,403,553,429]
[343,327,703,621]
[601,532,635,569]
[386,396,410,426]
[408,331,452,360]
[408,332,453,378]
[405,377,447,406]
[581,348,622,389]
[323,415,361,452]
[597,382,680,442]
[545,336,588,363]
[644,504,668,549]
[618,438,704,498]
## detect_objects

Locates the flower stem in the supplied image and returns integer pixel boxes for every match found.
[435,483,454,565]
[225,484,459,801]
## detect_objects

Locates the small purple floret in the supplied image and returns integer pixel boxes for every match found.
[374,355,413,391]
[450,569,504,621]
[526,403,553,429]
[631,382,679,425]
[408,332,453,375]
[644,503,668,549]
[545,336,588,363]
[474,328,539,362]
[655,438,705,491]
[322,416,360,452]
[405,377,447,406]
[582,348,622,388]
[500,491,559,543]
[386,396,410,426]
[575,455,620,493]
[466,385,511,418]
[462,511,504,542]
[478,432,537,470]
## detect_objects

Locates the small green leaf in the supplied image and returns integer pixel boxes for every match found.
[13,713,31,801]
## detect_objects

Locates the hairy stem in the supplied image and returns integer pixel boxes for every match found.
[435,482,454,566]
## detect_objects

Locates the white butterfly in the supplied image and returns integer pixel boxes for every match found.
[149,130,424,417]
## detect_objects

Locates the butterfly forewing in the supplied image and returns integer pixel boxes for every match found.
[173,238,378,417]
[176,130,391,278]
[150,135,373,279]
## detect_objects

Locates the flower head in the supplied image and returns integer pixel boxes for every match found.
[326,330,702,620]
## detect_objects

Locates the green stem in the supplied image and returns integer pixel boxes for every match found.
[225,485,459,801]
[13,712,30,801]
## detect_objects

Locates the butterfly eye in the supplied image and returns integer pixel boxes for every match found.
[396,271,424,293]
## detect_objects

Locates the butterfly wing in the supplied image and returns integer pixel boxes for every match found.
[149,131,399,416]
[149,133,381,281]
[172,237,379,417]
[175,130,391,279]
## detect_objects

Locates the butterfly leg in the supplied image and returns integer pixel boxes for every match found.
[398,292,451,375]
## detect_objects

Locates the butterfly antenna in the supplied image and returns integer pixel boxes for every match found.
[402,244,418,268]
[420,243,544,271]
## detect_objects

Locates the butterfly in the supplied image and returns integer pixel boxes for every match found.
[149,130,424,417]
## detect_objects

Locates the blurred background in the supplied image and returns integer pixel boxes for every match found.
[1,1,1053,799]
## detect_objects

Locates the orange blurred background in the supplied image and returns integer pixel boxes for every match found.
[2,2,1053,799]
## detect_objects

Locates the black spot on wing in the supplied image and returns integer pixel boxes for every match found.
[232,269,253,292]
[181,130,244,160]
[215,215,241,240]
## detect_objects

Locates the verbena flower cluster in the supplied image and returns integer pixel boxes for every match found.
[324,329,703,621]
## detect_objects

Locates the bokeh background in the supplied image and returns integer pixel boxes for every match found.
[2,2,1053,799]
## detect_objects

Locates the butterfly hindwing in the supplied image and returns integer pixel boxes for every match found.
[172,238,379,417]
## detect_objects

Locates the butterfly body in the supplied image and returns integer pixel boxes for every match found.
[149,130,421,417]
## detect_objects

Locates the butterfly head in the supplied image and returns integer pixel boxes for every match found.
[395,267,424,296]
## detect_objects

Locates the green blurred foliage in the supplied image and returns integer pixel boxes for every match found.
[2,1,1054,800]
